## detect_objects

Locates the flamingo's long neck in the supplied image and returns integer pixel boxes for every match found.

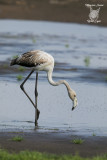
[47,70,71,92]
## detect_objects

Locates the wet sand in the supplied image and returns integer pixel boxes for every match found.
[0,131,107,157]
[0,0,107,26]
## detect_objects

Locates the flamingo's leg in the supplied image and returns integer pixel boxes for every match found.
[20,69,35,108]
[35,72,40,126]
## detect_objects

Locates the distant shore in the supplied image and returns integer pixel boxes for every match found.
[0,0,107,26]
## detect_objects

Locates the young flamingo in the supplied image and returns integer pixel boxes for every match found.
[10,50,78,126]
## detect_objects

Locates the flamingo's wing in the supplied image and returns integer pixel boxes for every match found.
[17,50,47,67]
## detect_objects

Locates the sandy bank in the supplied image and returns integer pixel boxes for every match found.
[0,131,107,157]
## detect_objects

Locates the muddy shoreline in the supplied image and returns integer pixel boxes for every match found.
[0,0,107,26]
[0,131,107,157]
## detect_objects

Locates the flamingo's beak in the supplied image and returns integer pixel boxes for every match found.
[72,97,78,111]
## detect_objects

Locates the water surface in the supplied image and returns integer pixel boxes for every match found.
[0,20,107,136]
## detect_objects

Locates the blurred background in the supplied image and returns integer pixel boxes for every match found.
[0,0,107,136]
[0,0,107,26]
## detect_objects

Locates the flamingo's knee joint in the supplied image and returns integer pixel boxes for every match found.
[20,84,24,90]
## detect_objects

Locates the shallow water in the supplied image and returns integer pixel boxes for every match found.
[0,20,107,136]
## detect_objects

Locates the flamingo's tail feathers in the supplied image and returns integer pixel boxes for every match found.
[10,58,18,66]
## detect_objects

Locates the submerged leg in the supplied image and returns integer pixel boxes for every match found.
[20,69,35,108]
[35,72,40,126]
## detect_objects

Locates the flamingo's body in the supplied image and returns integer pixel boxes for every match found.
[11,50,54,72]
[10,50,78,125]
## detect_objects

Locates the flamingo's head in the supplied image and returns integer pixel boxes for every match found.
[68,89,78,110]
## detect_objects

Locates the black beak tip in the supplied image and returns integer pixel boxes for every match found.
[72,107,75,111]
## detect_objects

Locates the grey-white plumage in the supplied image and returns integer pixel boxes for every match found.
[10,50,54,71]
